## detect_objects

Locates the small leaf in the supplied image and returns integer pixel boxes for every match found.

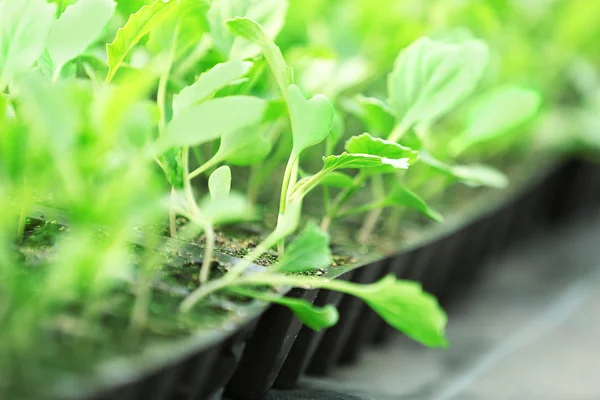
[106,0,179,82]
[452,86,542,153]
[173,60,253,115]
[320,172,355,188]
[388,36,489,131]
[344,95,396,137]
[215,124,273,166]
[276,298,338,331]
[336,275,447,347]
[420,153,508,188]
[208,166,232,202]
[275,223,331,273]
[227,16,293,94]
[383,184,443,223]
[199,192,253,225]
[235,287,338,332]
[0,0,56,90]
[288,84,335,157]
[209,0,288,60]
[323,153,410,171]
[47,0,117,78]
[156,95,266,151]
[159,149,183,188]
[345,133,418,163]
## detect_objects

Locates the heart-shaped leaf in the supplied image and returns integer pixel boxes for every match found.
[388,37,489,133]
[47,0,116,79]
[156,95,266,152]
[288,84,335,157]
[173,60,253,115]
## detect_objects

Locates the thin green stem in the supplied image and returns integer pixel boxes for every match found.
[188,154,221,180]
[320,172,367,230]
[387,119,411,143]
[358,175,386,244]
[169,187,177,238]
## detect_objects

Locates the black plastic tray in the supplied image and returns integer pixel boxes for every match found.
[26,159,600,400]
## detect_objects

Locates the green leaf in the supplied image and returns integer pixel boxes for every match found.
[172,60,253,115]
[388,37,489,131]
[334,275,447,347]
[383,184,443,223]
[325,111,345,155]
[226,16,293,94]
[106,0,179,82]
[47,0,117,79]
[0,0,56,90]
[420,153,508,189]
[199,192,253,225]
[344,95,396,137]
[452,86,542,153]
[209,0,288,60]
[275,298,338,331]
[345,133,418,163]
[235,288,338,331]
[288,84,335,157]
[215,124,273,166]
[159,149,183,187]
[320,172,355,188]
[147,0,209,58]
[208,166,231,202]
[275,223,331,273]
[323,153,410,171]
[156,95,266,151]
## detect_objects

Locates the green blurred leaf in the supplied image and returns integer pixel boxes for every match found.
[275,223,331,273]
[287,84,334,157]
[106,0,179,82]
[345,133,418,163]
[227,16,293,94]
[172,60,253,115]
[0,0,56,90]
[198,192,253,224]
[383,184,443,223]
[421,153,508,188]
[215,124,273,166]
[47,0,116,79]
[208,166,231,202]
[388,37,489,133]
[209,0,288,60]
[157,95,266,151]
[320,172,355,188]
[452,86,542,154]
[344,95,396,138]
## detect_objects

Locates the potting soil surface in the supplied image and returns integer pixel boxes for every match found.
[265,212,600,399]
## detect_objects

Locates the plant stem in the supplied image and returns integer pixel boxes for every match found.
[358,175,385,244]
[188,154,221,180]
[277,155,299,254]
[387,119,411,143]
[320,172,367,231]
[182,147,215,285]
[169,187,177,238]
